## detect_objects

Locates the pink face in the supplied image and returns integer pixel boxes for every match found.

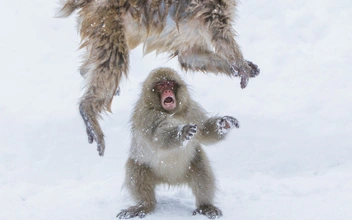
[154,80,177,111]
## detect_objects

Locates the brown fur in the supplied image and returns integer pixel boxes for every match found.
[57,0,259,156]
[117,68,240,218]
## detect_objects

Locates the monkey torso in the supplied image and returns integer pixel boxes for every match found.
[131,128,199,184]
[129,101,209,184]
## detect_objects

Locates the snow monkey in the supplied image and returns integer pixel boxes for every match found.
[57,0,259,156]
[117,67,240,219]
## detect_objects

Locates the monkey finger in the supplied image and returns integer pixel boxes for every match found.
[97,140,105,156]
[88,135,93,144]
[86,128,94,144]
[189,130,197,135]
[117,210,130,219]
[247,60,260,77]
[189,127,197,133]
[190,124,197,131]
[230,65,239,77]
[225,116,240,129]
[240,76,249,89]
[233,120,240,128]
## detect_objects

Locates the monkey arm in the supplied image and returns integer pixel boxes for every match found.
[198,116,239,145]
[151,120,197,149]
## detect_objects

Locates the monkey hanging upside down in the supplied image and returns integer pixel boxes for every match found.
[57,0,259,156]
[117,67,240,219]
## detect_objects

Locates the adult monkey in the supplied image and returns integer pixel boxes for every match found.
[117,67,239,219]
[57,0,260,156]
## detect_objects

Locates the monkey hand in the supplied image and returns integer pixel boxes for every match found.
[217,116,239,135]
[181,124,197,141]
[232,61,260,89]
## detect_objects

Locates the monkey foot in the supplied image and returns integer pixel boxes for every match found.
[79,103,105,156]
[117,207,148,219]
[193,204,222,219]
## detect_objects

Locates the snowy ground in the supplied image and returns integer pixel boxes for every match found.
[1,0,352,219]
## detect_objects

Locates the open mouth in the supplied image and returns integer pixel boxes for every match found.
[164,97,174,105]
[162,96,176,110]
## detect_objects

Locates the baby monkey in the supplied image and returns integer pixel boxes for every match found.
[118,68,239,219]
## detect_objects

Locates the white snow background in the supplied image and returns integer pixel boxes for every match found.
[1,0,352,219]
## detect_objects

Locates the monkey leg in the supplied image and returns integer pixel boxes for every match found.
[178,49,234,75]
[178,47,259,89]
[205,4,259,89]
[117,158,157,219]
[78,2,129,156]
[187,147,222,219]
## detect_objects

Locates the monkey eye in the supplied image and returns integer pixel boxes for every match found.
[155,82,164,91]
[155,80,176,91]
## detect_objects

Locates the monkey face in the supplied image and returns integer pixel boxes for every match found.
[154,80,177,111]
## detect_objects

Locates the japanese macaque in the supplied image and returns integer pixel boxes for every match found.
[117,68,239,219]
[57,0,259,156]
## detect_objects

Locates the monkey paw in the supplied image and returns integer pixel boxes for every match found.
[231,65,249,89]
[193,204,223,219]
[232,61,260,89]
[217,116,239,135]
[84,122,105,157]
[183,124,197,141]
[79,103,105,156]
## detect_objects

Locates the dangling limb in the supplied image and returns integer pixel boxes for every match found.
[205,1,260,88]
[78,2,129,156]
